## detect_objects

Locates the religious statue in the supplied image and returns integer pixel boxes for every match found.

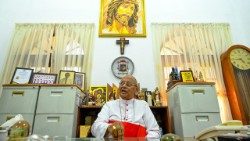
[116,38,129,55]
[108,92,115,101]
[88,90,96,106]
[138,89,146,100]
[153,87,161,106]
[145,91,153,106]
[198,71,205,82]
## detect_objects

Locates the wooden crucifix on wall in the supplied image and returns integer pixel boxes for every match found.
[116,38,129,55]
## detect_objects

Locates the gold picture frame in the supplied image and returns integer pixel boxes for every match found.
[90,86,107,106]
[58,70,75,84]
[99,0,146,37]
[180,70,194,82]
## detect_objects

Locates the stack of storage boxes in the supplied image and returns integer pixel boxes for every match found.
[0,85,39,132]
[0,85,82,137]
[167,82,221,138]
[33,86,80,137]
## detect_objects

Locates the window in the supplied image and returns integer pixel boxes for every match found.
[152,23,233,122]
[0,23,95,92]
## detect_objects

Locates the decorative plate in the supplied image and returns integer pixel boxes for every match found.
[111,56,134,79]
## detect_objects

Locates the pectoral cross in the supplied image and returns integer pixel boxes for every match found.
[116,38,129,55]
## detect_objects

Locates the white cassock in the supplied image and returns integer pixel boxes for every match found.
[91,98,161,139]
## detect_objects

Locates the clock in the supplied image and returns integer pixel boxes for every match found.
[111,56,134,79]
[230,48,250,70]
[221,44,250,124]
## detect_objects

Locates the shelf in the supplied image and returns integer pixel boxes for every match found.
[80,105,102,109]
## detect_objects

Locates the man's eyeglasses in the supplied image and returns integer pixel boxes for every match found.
[119,81,137,87]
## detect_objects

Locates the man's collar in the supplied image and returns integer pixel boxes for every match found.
[120,98,135,104]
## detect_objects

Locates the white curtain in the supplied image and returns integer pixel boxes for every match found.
[0,24,54,91]
[0,23,95,95]
[52,24,95,89]
[152,23,233,122]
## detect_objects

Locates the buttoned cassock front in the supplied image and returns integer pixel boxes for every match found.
[91,98,161,138]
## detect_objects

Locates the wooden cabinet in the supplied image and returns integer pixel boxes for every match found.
[76,105,169,137]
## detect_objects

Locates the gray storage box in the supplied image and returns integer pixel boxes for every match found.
[0,86,39,113]
[36,86,80,114]
[33,114,77,137]
[0,85,39,132]
[33,86,81,137]
[168,83,221,138]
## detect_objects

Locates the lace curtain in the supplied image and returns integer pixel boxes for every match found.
[152,23,232,122]
[0,23,95,94]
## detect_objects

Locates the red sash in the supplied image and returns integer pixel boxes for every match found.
[109,120,147,137]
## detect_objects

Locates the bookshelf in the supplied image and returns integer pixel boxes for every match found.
[76,105,169,137]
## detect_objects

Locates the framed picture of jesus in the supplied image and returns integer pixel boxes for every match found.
[99,0,146,37]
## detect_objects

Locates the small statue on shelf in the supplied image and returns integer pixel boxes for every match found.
[153,87,161,106]
[108,92,115,101]
[138,88,147,100]
[88,90,96,106]
[169,67,179,81]
[145,91,153,106]
[198,71,205,82]
[81,90,89,106]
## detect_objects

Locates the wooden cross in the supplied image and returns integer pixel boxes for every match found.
[116,37,129,55]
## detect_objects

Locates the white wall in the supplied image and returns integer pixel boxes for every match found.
[0,0,249,91]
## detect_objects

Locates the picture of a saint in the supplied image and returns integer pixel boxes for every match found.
[59,71,75,84]
[74,72,85,89]
[99,0,146,37]
[91,87,107,106]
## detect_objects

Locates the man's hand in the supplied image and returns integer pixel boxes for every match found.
[106,122,124,139]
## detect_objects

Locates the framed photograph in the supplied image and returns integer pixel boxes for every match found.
[58,70,75,84]
[99,0,146,37]
[89,86,107,106]
[10,67,33,84]
[180,70,194,82]
[31,73,57,84]
[74,72,85,90]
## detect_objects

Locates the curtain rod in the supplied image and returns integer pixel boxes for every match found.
[15,23,95,26]
[151,23,230,26]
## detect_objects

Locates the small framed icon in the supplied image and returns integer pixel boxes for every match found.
[89,86,107,106]
[74,72,85,90]
[58,70,75,84]
[180,70,194,82]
